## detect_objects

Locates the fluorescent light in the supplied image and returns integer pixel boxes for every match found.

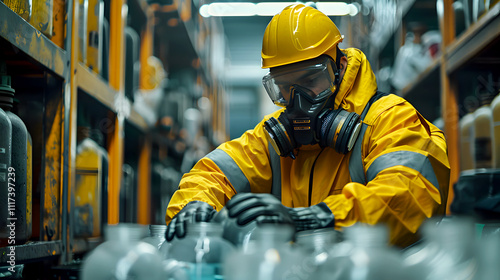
[255,2,296,16]
[205,2,256,17]
[315,2,350,16]
[199,2,359,17]
[349,2,360,16]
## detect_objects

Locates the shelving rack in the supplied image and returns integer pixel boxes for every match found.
[367,0,500,212]
[0,0,227,274]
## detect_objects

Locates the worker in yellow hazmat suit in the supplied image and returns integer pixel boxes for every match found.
[165,4,450,248]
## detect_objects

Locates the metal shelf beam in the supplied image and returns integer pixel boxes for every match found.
[0,2,68,78]
[0,241,62,263]
[445,3,500,74]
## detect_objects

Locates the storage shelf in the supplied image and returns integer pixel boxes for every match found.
[128,107,149,131]
[77,63,117,111]
[129,0,150,23]
[76,63,148,131]
[0,241,62,263]
[0,2,68,78]
[152,3,210,84]
[445,3,500,74]
[400,58,441,98]
[400,58,441,122]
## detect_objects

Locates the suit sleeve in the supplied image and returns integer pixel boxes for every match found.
[323,101,450,247]
[165,118,275,224]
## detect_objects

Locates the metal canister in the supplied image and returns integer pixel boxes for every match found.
[29,0,53,37]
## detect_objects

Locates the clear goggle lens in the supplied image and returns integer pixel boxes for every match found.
[262,57,338,107]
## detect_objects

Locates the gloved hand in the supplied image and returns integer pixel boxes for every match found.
[287,202,335,231]
[226,193,293,226]
[166,201,216,241]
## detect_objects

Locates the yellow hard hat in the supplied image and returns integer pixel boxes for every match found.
[261,4,344,69]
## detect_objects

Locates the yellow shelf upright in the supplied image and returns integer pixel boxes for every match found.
[137,139,152,225]
[438,0,459,214]
[107,0,127,224]
[137,7,155,225]
[62,0,80,263]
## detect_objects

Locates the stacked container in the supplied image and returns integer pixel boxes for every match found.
[80,224,165,280]
[0,61,32,246]
[402,217,477,280]
[74,113,109,238]
[29,0,53,37]
[315,224,411,280]
[86,0,104,73]
[459,96,478,171]
[169,222,235,280]
[142,224,167,250]
[491,90,500,168]
[0,97,12,247]
[3,0,31,21]
[473,88,495,169]
[223,225,300,280]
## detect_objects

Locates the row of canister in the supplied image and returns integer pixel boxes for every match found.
[2,0,64,48]
[0,60,113,245]
[2,0,110,78]
[3,0,161,119]
[80,217,500,280]
[0,59,176,246]
[459,89,500,170]
[0,62,32,247]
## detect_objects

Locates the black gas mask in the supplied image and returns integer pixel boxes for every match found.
[262,56,361,159]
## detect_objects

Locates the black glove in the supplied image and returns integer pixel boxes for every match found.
[287,202,335,231]
[226,193,293,226]
[166,201,216,241]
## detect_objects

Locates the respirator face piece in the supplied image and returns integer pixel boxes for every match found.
[262,56,361,158]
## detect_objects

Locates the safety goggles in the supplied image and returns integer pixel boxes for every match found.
[262,56,338,107]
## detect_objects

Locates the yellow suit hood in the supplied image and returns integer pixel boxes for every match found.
[334,48,378,115]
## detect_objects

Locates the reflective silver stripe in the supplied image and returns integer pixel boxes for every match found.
[205,149,251,193]
[348,92,389,185]
[366,150,440,189]
[268,143,282,201]
[349,122,368,184]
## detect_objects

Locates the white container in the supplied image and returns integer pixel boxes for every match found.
[491,93,500,168]
[314,224,411,280]
[473,101,494,169]
[168,222,235,280]
[402,217,478,280]
[224,225,301,280]
[142,224,167,250]
[460,112,476,170]
[294,228,340,267]
[80,224,165,280]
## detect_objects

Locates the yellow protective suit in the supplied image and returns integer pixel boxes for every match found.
[166,48,450,247]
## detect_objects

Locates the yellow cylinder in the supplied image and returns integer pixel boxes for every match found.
[29,0,53,37]
[51,0,65,48]
[4,0,31,21]
[78,0,88,64]
[75,128,108,238]
[86,0,103,73]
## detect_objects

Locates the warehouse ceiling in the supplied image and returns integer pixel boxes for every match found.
[220,15,274,86]
[217,5,349,87]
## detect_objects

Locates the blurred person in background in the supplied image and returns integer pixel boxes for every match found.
[165,3,450,248]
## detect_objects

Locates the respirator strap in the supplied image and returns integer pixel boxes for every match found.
[349,91,391,184]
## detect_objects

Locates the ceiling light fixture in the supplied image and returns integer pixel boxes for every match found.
[199,2,359,17]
